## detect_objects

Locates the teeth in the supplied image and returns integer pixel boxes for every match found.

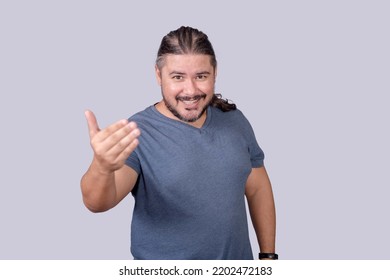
[182,99,198,104]
[177,95,205,103]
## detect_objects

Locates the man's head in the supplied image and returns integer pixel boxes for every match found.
[156,26,217,71]
[155,26,217,125]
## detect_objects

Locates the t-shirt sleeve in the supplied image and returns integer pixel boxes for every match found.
[249,137,265,168]
[125,116,141,174]
[239,111,265,168]
[125,151,141,174]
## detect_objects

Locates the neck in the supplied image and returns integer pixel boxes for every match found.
[155,101,207,128]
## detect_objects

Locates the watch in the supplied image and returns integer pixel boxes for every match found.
[258,253,278,260]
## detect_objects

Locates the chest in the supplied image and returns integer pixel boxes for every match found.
[136,124,252,195]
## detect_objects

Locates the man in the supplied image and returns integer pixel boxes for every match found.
[81,26,277,260]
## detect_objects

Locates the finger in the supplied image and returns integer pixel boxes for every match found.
[92,122,138,161]
[99,128,140,170]
[95,118,132,143]
[85,110,100,139]
[97,120,136,149]
[115,138,140,165]
[106,124,140,156]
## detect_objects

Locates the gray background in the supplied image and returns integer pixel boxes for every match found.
[1,0,389,259]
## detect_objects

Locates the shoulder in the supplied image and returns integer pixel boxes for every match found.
[128,106,154,122]
[210,107,257,140]
[210,106,249,125]
[127,105,166,129]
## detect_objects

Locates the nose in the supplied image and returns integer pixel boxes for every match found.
[183,79,197,95]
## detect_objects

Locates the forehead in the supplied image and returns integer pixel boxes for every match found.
[161,54,214,73]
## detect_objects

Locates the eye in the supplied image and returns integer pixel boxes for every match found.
[196,74,207,80]
[172,75,183,80]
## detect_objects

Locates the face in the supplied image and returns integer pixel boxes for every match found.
[155,54,216,125]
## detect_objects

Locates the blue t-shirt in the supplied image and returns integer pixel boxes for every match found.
[125,105,264,260]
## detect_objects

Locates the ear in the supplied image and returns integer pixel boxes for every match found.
[155,65,162,86]
[213,66,217,82]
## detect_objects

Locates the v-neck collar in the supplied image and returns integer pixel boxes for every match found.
[150,104,212,131]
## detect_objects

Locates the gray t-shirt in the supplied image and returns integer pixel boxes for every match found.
[125,105,264,259]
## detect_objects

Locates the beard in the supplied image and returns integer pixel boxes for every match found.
[163,93,211,123]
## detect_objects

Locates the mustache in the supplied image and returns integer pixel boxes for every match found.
[176,94,207,102]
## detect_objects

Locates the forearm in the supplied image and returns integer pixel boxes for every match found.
[80,157,118,212]
[247,191,276,253]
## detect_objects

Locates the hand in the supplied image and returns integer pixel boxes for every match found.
[85,110,140,174]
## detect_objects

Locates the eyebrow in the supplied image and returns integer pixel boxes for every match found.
[168,71,211,75]
[169,71,186,75]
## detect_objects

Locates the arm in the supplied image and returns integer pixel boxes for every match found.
[81,162,138,213]
[80,110,140,212]
[245,166,276,256]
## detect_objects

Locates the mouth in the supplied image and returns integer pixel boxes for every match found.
[176,94,206,106]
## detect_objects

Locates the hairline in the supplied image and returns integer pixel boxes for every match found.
[156,54,217,71]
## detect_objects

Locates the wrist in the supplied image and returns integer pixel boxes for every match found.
[91,157,115,176]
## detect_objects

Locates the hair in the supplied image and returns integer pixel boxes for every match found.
[156,26,236,112]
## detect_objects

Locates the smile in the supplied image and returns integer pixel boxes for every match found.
[176,94,206,104]
[182,99,200,105]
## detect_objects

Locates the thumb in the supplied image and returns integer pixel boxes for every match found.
[84,110,100,138]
